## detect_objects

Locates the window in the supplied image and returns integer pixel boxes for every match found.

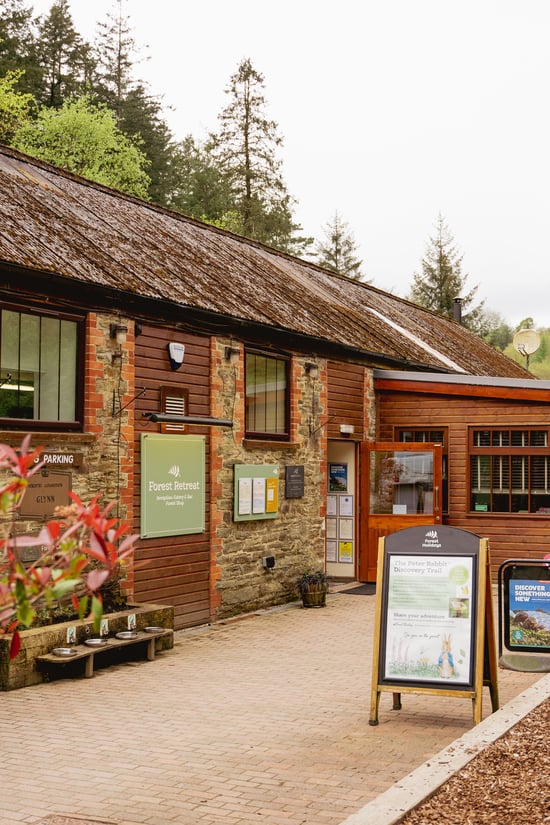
[396,428,448,512]
[245,350,289,440]
[469,428,550,514]
[0,306,81,426]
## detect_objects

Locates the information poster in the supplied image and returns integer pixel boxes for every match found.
[382,552,474,687]
[339,541,353,563]
[507,578,550,650]
[329,463,348,492]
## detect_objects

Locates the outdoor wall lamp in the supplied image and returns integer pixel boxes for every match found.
[224,346,240,365]
[109,323,128,345]
[304,361,319,379]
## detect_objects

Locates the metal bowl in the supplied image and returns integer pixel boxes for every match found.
[84,638,109,647]
[52,647,78,657]
[144,626,164,633]
[115,631,139,640]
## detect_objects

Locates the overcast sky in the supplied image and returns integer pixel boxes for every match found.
[30,0,550,328]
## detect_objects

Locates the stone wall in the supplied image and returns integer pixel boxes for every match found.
[210,345,327,619]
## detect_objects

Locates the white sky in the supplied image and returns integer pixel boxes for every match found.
[29,0,550,328]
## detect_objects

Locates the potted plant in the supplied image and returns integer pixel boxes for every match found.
[296,570,328,608]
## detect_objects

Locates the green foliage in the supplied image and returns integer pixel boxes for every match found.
[314,210,365,280]
[409,213,484,333]
[0,436,138,655]
[12,95,151,197]
[0,68,34,141]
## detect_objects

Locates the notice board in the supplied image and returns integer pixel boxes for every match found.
[369,524,499,726]
[233,464,279,522]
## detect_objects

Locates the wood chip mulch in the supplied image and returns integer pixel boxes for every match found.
[400,697,550,824]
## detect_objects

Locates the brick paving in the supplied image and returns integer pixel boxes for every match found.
[0,588,545,825]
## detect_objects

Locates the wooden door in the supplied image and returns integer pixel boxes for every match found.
[359,441,443,581]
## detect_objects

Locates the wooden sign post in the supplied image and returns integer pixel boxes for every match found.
[369,524,499,726]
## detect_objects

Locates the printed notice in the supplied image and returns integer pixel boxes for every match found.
[384,554,473,685]
[238,477,252,515]
[252,477,266,513]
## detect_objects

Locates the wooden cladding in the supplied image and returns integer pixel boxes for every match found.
[376,386,550,574]
[326,361,366,440]
[133,324,211,630]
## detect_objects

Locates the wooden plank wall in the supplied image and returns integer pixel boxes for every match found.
[134,324,211,629]
[327,361,365,440]
[377,389,550,575]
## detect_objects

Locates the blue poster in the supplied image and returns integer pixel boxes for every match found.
[329,463,348,492]
[508,579,550,649]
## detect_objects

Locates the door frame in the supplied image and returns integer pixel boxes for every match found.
[359,441,443,581]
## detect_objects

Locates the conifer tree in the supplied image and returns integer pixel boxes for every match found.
[209,57,311,255]
[314,211,365,280]
[35,0,90,108]
[410,213,484,332]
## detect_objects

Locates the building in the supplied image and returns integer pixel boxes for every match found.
[0,145,546,631]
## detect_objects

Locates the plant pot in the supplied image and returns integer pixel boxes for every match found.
[301,586,327,608]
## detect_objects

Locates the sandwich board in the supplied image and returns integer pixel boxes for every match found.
[369,525,499,726]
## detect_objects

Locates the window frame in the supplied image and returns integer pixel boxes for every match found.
[0,302,84,431]
[395,427,448,513]
[244,348,290,441]
[469,427,550,514]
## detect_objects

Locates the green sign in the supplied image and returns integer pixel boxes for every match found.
[140,434,205,538]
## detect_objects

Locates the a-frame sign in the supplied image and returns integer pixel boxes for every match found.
[369,525,499,726]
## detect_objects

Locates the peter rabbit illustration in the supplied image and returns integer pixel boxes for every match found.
[438,634,454,679]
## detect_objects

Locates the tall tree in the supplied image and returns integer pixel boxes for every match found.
[35,0,90,108]
[168,134,234,222]
[94,0,138,117]
[409,214,484,332]
[93,1,176,206]
[12,95,150,198]
[209,57,311,255]
[314,211,365,280]
[0,0,42,97]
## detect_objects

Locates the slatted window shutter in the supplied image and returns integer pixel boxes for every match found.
[160,386,188,433]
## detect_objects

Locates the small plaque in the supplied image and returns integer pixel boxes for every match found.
[285,465,304,498]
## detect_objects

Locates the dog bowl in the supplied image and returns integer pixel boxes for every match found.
[115,631,139,640]
[84,638,109,647]
[52,647,78,657]
[144,626,164,633]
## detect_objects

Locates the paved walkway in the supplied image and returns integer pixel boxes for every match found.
[0,588,546,825]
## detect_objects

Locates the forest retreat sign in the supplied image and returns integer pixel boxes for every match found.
[140,434,205,538]
[369,525,499,726]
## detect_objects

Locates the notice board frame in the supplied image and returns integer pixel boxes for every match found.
[498,558,550,672]
[369,525,499,726]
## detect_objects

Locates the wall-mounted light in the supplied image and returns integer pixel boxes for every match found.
[340,423,355,435]
[109,323,128,345]
[167,342,185,370]
[305,361,319,379]
[224,346,240,365]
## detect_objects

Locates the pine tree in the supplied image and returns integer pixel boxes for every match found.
[0,0,43,98]
[410,214,484,331]
[314,211,364,280]
[35,0,90,108]
[209,57,311,255]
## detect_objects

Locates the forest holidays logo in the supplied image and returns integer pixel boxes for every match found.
[422,529,441,549]
[168,464,181,479]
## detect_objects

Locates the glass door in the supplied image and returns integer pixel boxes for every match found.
[359,441,443,581]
